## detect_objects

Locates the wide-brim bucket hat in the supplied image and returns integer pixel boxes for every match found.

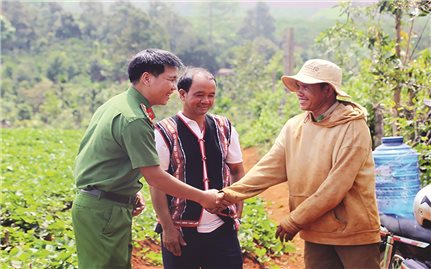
[281,59,350,98]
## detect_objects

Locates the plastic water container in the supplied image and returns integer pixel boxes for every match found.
[373,136,420,218]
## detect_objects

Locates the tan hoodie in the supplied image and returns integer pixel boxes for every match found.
[223,101,380,245]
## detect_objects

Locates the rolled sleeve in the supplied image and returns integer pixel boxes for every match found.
[154,129,170,171]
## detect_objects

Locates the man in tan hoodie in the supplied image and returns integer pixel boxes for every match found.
[220,59,381,268]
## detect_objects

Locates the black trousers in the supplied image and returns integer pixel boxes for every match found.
[161,222,243,269]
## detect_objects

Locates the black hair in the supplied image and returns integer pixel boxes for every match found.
[128,48,183,84]
[320,83,330,90]
[177,67,217,93]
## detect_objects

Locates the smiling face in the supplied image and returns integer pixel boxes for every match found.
[295,81,335,116]
[179,72,216,120]
[146,66,179,106]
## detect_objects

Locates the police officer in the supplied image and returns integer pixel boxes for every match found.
[72,49,223,269]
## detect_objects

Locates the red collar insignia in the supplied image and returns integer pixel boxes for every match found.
[140,104,155,124]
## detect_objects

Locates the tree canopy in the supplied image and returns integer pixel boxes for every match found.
[1,0,430,184]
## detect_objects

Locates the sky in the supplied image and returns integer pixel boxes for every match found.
[9,0,380,21]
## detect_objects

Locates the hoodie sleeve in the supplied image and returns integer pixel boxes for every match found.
[223,124,289,203]
[289,119,373,227]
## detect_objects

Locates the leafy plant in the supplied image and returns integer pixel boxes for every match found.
[0,128,292,268]
[239,197,295,264]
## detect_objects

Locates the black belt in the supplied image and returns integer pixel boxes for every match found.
[80,188,135,204]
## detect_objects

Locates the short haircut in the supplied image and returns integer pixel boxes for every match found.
[128,48,183,84]
[177,67,217,93]
[320,83,330,89]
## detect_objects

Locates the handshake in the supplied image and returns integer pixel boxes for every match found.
[200,189,232,214]
[199,188,301,243]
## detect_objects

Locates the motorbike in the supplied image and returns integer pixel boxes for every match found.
[380,214,431,269]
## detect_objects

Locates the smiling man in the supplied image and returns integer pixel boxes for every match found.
[220,59,381,269]
[150,67,245,269]
[72,50,224,269]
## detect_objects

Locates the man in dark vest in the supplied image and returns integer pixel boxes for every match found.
[150,67,245,269]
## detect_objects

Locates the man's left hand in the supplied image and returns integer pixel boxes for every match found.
[275,216,301,242]
[132,191,146,217]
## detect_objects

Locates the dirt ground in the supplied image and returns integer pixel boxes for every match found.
[132,147,305,269]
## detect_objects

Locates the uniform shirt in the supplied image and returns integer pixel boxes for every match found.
[155,112,242,233]
[74,87,159,197]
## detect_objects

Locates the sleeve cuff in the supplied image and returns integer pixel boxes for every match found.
[221,188,239,204]
[280,215,301,234]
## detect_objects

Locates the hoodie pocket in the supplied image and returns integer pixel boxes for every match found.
[303,210,347,233]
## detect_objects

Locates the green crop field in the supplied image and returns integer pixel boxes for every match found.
[0,128,292,268]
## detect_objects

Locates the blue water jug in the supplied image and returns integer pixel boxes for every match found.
[372,136,420,218]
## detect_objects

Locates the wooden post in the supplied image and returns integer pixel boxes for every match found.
[280,27,294,115]
[283,27,294,76]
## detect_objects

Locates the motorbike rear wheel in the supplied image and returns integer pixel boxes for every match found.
[380,251,405,269]
[390,254,405,269]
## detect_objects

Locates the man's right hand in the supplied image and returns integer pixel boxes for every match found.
[200,189,231,210]
[162,225,186,256]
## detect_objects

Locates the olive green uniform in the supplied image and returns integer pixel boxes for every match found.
[72,87,158,269]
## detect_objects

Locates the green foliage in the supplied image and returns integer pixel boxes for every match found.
[78,2,105,40]
[0,129,292,268]
[239,197,295,264]
[1,129,81,268]
[1,38,128,128]
[103,2,168,60]
[190,2,242,70]
[0,15,15,43]
[238,2,277,43]
[214,44,300,148]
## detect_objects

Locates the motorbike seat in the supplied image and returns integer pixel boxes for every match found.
[380,214,431,243]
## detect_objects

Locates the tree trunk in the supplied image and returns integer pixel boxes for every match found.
[392,8,402,136]
[374,103,384,148]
